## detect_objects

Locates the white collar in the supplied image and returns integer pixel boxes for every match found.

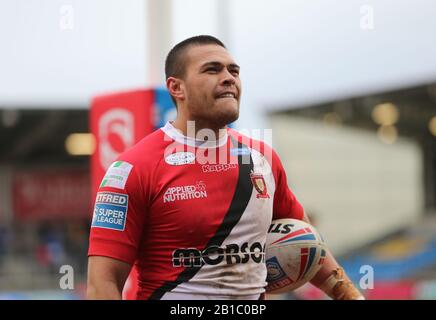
[161,121,229,149]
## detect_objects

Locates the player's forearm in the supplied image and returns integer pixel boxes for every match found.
[87,280,123,300]
[301,213,363,299]
[310,248,364,300]
[310,248,339,287]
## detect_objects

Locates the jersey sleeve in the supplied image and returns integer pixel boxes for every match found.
[271,149,305,221]
[88,159,148,265]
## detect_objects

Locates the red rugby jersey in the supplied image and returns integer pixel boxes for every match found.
[88,122,304,300]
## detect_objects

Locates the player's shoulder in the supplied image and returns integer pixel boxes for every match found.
[115,128,167,167]
[227,127,277,159]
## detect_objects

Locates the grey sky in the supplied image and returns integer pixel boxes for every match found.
[1,0,436,129]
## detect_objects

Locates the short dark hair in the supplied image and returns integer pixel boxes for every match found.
[165,35,226,81]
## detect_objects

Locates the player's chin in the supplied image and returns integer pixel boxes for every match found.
[216,99,239,113]
[215,109,239,127]
[217,103,239,125]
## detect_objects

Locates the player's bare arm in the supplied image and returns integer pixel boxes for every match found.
[302,213,364,300]
[87,256,132,300]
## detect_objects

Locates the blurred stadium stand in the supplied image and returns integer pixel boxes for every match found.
[1,83,436,299]
[0,110,90,299]
[267,83,436,300]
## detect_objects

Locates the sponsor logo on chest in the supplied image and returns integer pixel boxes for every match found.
[163,181,207,203]
[172,242,266,267]
[165,152,195,166]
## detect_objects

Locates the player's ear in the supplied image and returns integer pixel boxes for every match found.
[167,77,185,102]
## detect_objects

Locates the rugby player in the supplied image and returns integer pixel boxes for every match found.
[87,35,363,300]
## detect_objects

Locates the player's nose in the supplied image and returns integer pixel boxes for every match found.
[220,69,237,86]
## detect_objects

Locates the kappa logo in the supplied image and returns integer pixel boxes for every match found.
[250,172,270,199]
[202,164,237,173]
[163,181,207,203]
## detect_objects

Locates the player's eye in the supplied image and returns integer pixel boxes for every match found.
[205,68,218,73]
[230,69,240,76]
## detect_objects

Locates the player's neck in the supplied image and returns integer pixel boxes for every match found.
[172,118,227,142]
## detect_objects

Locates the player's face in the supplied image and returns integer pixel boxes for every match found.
[182,44,241,128]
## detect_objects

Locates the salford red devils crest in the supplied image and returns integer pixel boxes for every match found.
[250,172,270,199]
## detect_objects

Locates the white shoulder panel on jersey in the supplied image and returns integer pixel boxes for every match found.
[100,160,133,189]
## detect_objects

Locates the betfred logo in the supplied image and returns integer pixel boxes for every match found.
[172,242,265,267]
[163,181,207,203]
[95,192,128,205]
[92,192,128,231]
